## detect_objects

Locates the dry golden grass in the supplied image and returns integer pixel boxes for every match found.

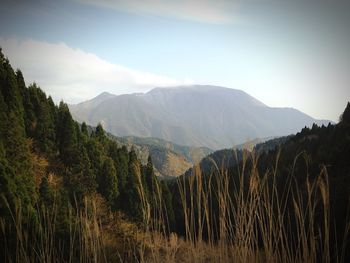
[138,149,350,263]
[1,149,349,262]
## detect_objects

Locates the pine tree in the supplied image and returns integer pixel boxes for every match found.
[28,84,56,152]
[94,123,106,142]
[15,69,27,98]
[86,139,104,178]
[117,145,129,191]
[0,54,24,123]
[124,148,142,219]
[56,101,78,166]
[67,144,96,203]
[145,155,156,193]
[81,122,88,137]
[98,157,119,209]
[340,102,350,124]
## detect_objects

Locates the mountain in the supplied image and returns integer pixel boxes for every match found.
[69,85,331,150]
[107,135,212,178]
[119,136,212,164]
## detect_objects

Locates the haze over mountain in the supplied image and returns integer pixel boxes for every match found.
[69,85,331,150]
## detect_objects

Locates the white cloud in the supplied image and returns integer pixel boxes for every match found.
[77,0,237,24]
[0,38,192,103]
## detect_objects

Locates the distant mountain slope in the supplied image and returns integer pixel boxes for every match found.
[69,85,331,150]
[107,134,212,178]
[120,136,212,164]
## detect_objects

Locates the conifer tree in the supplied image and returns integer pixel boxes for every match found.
[124,148,142,219]
[340,102,350,124]
[57,101,78,166]
[98,157,119,209]
[28,84,56,152]
[145,155,156,193]
[81,122,88,137]
[95,123,106,142]
[86,139,104,178]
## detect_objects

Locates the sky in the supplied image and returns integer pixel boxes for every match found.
[0,0,350,122]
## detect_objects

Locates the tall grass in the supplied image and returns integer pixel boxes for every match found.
[140,149,350,263]
[1,149,349,262]
[0,196,106,262]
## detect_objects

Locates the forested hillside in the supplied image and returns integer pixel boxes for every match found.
[0,49,174,261]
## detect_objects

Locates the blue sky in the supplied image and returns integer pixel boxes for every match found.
[1,0,350,121]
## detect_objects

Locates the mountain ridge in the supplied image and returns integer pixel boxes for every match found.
[69,85,331,150]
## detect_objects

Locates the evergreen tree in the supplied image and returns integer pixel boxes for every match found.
[145,155,156,194]
[86,139,104,178]
[56,101,78,166]
[81,122,88,137]
[98,157,119,209]
[124,148,142,219]
[117,146,129,191]
[15,70,26,103]
[94,123,106,142]
[28,84,56,152]
[66,144,96,203]
[340,102,350,124]
[0,53,24,123]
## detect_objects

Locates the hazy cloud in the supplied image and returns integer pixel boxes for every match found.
[0,38,192,103]
[77,0,237,24]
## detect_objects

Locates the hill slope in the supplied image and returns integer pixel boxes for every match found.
[70,85,331,149]
[110,135,212,177]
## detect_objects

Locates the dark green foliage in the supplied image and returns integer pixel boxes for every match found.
[86,139,104,177]
[81,122,88,137]
[39,175,54,206]
[0,48,161,261]
[26,84,56,152]
[0,54,24,122]
[124,149,143,219]
[145,155,155,194]
[0,149,16,218]
[0,49,36,219]
[15,70,26,102]
[94,123,106,142]
[340,102,350,124]
[117,146,129,192]
[56,101,78,166]
[98,157,119,209]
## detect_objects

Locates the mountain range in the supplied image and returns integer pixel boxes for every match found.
[69,85,331,150]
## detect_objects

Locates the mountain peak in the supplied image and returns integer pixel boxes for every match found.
[94,91,116,100]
